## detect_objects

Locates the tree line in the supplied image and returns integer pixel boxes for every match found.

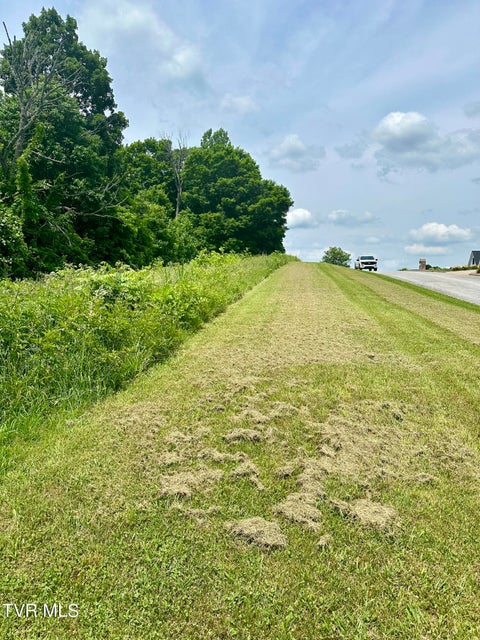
[0,8,292,278]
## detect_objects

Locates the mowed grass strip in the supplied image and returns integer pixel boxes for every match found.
[0,262,479,639]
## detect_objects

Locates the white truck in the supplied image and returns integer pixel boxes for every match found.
[354,255,378,271]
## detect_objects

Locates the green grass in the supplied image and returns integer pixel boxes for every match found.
[0,262,479,638]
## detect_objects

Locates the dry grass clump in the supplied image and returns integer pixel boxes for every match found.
[296,459,327,498]
[157,451,186,467]
[317,534,332,548]
[331,497,400,532]
[233,408,271,424]
[165,428,211,447]
[172,504,221,525]
[230,460,264,490]
[158,468,223,498]
[349,499,400,531]
[409,472,438,484]
[299,400,416,483]
[275,463,298,478]
[233,401,297,425]
[114,401,167,433]
[274,492,323,532]
[226,517,287,549]
[223,428,264,443]
[230,460,260,478]
[197,448,247,463]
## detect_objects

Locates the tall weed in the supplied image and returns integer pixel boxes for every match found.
[0,252,293,467]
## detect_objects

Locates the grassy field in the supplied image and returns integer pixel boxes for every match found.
[0,262,479,639]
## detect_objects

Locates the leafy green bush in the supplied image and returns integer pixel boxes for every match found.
[0,252,293,464]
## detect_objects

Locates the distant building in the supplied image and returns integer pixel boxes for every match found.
[468,251,480,267]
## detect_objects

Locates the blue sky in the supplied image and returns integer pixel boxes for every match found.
[2,0,480,268]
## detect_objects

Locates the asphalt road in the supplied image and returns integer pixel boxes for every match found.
[379,270,480,306]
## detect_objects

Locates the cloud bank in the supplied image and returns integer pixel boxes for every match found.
[372,111,480,173]
[408,222,472,243]
[404,222,473,257]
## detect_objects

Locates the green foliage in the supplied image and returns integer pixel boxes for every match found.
[0,252,293,464]
[0,8,128,275]
[0,206,28,276]
[322,246,351,267]
[182,129,292,254]
[0,8,292,274]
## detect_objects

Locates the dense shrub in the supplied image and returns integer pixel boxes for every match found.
[0,252,293,460]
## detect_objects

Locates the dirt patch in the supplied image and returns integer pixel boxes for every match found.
[226,517,287,549]
[223,429,263,443]
[158,468,223,498]
[274,492,323,531]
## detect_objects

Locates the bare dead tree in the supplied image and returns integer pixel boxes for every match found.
[1,22,77,176]
[169,132,189,218]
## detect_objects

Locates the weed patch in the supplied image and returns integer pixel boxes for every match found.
[0,252,292,471]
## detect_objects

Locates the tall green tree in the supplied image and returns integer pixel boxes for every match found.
[0,8,128,275]
[182,129,291,253]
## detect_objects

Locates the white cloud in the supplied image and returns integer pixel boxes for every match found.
[269,134,325,172]
[327,210,377,225]
[372,111,480,173]
[80,0,206,86]
[373,112,435,152]
[287,208,318,229]
[220,94,258,114]
[409,222,473,243]
[404,244,450,256]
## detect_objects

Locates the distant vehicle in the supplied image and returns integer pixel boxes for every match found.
[355,255,378,271]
